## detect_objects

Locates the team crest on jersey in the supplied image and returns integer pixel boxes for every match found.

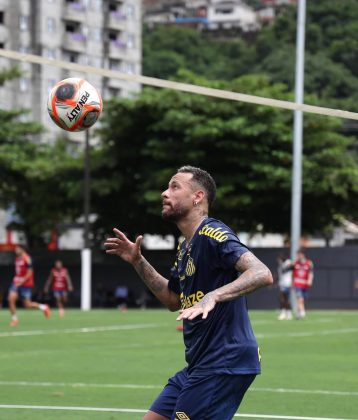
[175,412,190,420]
[198,224,228,242]
[185,256,196,276]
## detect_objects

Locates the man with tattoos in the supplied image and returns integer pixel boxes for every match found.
[104,166,273,420]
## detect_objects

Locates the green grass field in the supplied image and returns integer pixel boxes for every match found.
[0,308,357,420]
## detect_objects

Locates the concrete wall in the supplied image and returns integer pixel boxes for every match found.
[0,246,357,309]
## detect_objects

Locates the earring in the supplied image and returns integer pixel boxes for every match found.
[193,201,198,206]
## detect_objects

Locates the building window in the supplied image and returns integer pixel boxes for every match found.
[47,79,56,94]
[108,30,118,41]
[19,45,30,54]
[126,34,135,49]
[0,11,4,24]
[44,48,56,59]
[63,50,79,63]
[92,27,102,42]
[109,2,117,12]
[107,87,121,98]
[94,0,102,11]
[47,17,56,33]
[123,61,135,74]
[19,15,28,31]
[109,58,121,71]
[126,4,135,19]
[19,77,30,92]
[215,8,234,14]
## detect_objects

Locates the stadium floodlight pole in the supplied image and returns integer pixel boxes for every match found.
[81,128,92,311]
[290,0,306,261]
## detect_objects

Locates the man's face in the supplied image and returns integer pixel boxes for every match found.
[161,172,196,222]
[297,251,305,261]
[55,260,62,269]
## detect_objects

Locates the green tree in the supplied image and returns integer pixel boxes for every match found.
[143,25,255,81]
[93,73,358,239]
[0,68,84,247]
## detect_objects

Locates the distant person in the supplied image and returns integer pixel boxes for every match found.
[292,249,314,319]
[8,245,51,326]
[114,285,129,312]
[277,254,292,320]
[44,260,73,317]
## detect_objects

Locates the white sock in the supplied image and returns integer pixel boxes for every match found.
[12,314,18,321]
[39,304,46,311]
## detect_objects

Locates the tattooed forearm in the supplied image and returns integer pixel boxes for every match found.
[214,251,273,303]
[134,257,167,293]
[133,257,181,311]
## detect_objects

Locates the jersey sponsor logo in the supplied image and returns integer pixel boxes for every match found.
[180,290,204,309]
[175,412,190,419]
[185,256,196,276]
[198,225,228,242]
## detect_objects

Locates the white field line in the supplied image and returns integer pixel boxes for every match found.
[0,323,164,338]
[0,405,356,420]
[256,328,358,339]
[0,381,356,397]
[0,324,355,339]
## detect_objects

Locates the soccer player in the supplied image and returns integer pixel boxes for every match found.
[44,260,73,317]
[8,245,51,326]
[292,248,314,319]
[105,166,273,420]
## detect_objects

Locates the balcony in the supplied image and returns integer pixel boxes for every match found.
[108,38,127,59]
[63,1,86,22]
[107,10,127,30]
[63,31,87,53]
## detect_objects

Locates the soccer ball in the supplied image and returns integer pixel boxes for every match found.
[47,78,103,132]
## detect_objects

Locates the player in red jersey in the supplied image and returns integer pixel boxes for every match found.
[8,245,51,326]
[44,260,73,317]
[292,249,314,319]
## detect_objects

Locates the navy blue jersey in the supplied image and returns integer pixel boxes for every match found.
[169,217,261,376]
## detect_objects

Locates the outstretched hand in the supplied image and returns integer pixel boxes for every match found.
[176,291,217,321]
[104,228,143,265]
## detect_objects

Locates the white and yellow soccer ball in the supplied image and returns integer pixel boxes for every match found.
[47,78,103,132]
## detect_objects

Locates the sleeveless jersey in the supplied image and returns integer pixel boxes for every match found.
[13,254,34,288]
[168,217,261,376]
[293,259,313,289]
[51,268,69,291]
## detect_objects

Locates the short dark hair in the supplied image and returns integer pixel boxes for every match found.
[177,165,216,208]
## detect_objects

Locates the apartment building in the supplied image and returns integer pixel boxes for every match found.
[0,0,142,143]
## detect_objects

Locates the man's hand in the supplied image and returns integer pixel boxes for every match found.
[177,291,217,321]
[104,228,143,265]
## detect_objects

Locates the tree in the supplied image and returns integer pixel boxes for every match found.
[143,25,255,81]
[0,68,84,247]
[93,73,358,240]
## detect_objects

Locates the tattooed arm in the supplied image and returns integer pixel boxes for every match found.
[104,228,180,311]
[177,251,273,321]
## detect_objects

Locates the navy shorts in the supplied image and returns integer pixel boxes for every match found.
[150,367,256,420]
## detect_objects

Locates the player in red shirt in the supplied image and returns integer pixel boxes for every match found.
[44,260,73,317]
[8,245,51,326]
[292,248,314,319]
